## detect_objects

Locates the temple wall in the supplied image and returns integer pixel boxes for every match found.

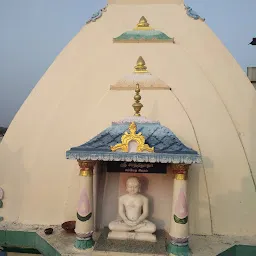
[0,3,255,236]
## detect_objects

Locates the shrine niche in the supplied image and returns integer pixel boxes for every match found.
[66,85,201,255]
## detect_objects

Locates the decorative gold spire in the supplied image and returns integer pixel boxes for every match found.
[134,56,148,73]
[132,84,143,116]
[134,16,153,31]
[137,16,149,27]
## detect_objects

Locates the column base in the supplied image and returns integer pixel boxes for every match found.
[170,236,189,246]
[167,243,190,256]
[74,237,95,250]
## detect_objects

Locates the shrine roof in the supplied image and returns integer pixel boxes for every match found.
[66,116,201,164]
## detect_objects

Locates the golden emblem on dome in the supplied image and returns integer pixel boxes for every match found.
[110,122,154,153]
[134,56,148,73]
[134,16,153,31]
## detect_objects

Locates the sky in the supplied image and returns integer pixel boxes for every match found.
[0,0,255,127]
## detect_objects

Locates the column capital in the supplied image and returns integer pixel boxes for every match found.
[172,164,190,172]
[77,160,96,177]
[172,164,190,180]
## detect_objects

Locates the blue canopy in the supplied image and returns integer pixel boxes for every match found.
[66,119,201,164]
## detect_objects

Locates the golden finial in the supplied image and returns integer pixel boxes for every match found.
[137,16,149,27]
[134,16,153,30]
[134,56,148,73]
[129,122,137,135]
[133,84,143,116]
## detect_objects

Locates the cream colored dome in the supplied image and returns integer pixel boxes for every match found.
[0,0,255,237]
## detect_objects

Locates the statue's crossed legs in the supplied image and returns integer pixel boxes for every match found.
[108,220,156,242]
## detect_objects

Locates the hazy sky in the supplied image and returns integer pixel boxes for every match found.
[0,0,255,127]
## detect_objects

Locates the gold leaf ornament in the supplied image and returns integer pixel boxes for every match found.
[110,122,154,153]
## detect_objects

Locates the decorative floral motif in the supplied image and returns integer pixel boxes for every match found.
[67,151,201,164]
[111,122,154,153]
[77,188,92,222]
[174,215,188,225]
[185,5,205,21]
[174,188,188,224]
[77,212,92,222]
[86,5,107,24]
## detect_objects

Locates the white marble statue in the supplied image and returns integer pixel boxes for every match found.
[108,176,156,242]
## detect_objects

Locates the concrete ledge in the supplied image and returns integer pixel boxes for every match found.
[0,228,60,256]
[189,235,256,256]
[217,245,256,256]
[1,222,256,256]
[0,222,85,256]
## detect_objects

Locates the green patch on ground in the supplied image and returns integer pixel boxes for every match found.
[218,245,256,256]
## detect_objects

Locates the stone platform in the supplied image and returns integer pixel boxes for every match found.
[93,228,167,256]
[1,222,256,255]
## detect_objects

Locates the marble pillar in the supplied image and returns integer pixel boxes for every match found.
[74,160,95,250]
[168,164,190,255]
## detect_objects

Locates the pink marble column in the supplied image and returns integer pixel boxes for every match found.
[169,164,190,246]
[75,160,95,250]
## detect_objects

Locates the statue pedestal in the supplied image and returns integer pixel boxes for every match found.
[93,228,166,256]
[108,231,156,242]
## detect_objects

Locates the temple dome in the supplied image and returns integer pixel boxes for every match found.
[0,0,255,237]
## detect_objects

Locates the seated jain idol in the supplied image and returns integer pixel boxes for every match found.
[108,176,156,242]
